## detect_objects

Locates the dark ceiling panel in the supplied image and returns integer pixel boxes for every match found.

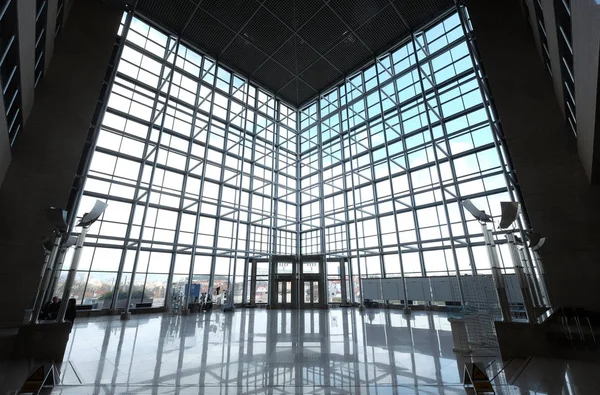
[356,5,410,55]
[134,0,454,107]
[271,36,321,74]
[263,0,324,30]
[393,0,454,31]
[253,59,295,93]
[221,37,269,77]
[199,0,260,31]
[182,9,236,55]
[295,78,318,106]
[300,58,343,94]
[242,7,290,54]
[325,36,373,76]
[277,79,300,105]
[297,7,347,54]
[136,0,197,35]
[328,0,389,29]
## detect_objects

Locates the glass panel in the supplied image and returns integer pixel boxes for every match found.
[304,282,311,304]
[302,261,320,274]
[285,281,292,304]
[277,262,293,274]
[256,278,268,303]
[278,282,283,304]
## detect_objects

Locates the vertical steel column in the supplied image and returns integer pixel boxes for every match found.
[184,58,220,312]
[345,109,366,309]
[243,118,257,275]
[361,67,387,281]
[45,245,70,303]
[227,86,251,307]
[31,233,61,323]
[122,37,180,318]
[506,232,535,322]
[57,226,89,322]
[315,100,327,258]
[241,258,249,303]
[531,249,550,306]
[411,35,465,306]
[518,247,542,307]
[415,31,477,275]
[338,121,356,304]
[110,31,175,312]
[482,223,511,321]
[455,4,548,305]
[208,71,235,292]
[295,121,302,259]
[271,100,281,256]
[374,57,411,310]
[165,52,206,309]
[386,56,427,278]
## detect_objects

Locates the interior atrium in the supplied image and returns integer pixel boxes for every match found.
[0,0,599,394]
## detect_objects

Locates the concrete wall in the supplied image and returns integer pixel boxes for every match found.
[17,0,36,126]
[572,1,600,182]
[540,0,565,117]
[45,0,59,72]
[0,0,122,326]
[466,0,600,312]
[0,88,9,186]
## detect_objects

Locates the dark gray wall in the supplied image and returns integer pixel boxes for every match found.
[467,0,600,312]
[0,0,122,326]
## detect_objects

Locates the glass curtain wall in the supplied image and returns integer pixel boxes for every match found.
[299,8,537,300]
[56,6,541,309]
[57,14,297,308]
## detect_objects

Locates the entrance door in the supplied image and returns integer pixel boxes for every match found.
[269,255,298,308]
[302,281,320,307]
[243,258,269,306]
[299,255,326,308]
[269,255,326,308]
[326,257,351,305]
[277,280,293,307]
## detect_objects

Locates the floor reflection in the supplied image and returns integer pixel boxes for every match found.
[50,309,599,394]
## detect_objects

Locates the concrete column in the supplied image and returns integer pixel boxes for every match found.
[0,82,10,187]
[540,0,566,115]
[466,0,600,312]
[0,0,123,326]
[17,0,36,125]
[571,1,600,182]
[44,0,59,71]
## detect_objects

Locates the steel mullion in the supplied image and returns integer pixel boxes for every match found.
[301,46,470,134]
[184,55,220,309]
[163,47,206,307]
[411,33,466,305]
[415,29,479,272]
[343,102,367,304]
[120,36,180,314]
[270,100,281,255]
[208,74,236,290]
[107,27,173,311]
[373,67,411,302]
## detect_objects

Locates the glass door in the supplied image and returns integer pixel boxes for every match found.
[277,280,292,307]
[269,255,298,308]
[299,255,326,308]
[302,281,320,307]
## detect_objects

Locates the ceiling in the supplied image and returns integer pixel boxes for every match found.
[134,0,454,108]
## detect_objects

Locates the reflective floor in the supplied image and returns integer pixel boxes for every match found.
[45,309,599,394]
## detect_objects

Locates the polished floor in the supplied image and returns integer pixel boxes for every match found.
[42,309,599,394]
